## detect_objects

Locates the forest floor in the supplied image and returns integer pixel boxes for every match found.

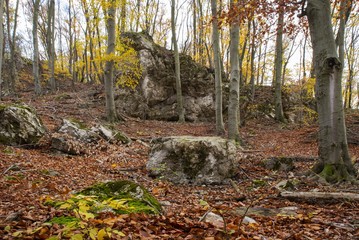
[0,82,358,239]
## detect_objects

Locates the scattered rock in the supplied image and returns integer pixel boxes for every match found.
[263,157,295,171]
[242,216,257,224]
[147,136,241,184]
[51,119,130,154]
[0,104,46,145]
[203,212,224,228]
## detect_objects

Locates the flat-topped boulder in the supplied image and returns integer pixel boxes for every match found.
[147,136,241,184]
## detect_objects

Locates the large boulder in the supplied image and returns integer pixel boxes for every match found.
[116,32,215,122]
[0,104,46,145]
[147,136,241,184]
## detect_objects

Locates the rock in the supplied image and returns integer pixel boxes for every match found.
[203,212,224,228]
[147,136,240,184]
[116,32,216,122]
[0,104,46,145]
[51,119,130,154]
[262,157,294,171]
[242,216,257,224]
[78,180,162,214]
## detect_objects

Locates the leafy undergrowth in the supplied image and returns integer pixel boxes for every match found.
[0,83,358,239]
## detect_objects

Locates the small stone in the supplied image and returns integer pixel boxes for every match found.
[242,216,257,224]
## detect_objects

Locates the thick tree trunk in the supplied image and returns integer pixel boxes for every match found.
[274,8,285,122]
[228,0,240,141]
[307,0,356,182]
[104,0,118,122]
[211,0,225,135]
[171,0,185,123]
[33,0,42,95]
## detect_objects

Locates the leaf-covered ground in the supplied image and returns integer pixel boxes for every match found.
[0,83,358,239]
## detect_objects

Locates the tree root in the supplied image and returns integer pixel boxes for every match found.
[312,162,357,183]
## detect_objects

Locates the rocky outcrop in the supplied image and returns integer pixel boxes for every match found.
[0,104,46,145]
[147,136,241,184]
[116,32,215,122]
[51,119,130,154]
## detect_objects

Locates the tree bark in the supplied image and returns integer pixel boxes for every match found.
[33,0,42,95]
[211,0,225,135]
[228,0,240,141]
[104,0,118,122]
[0,0,4,99]
[307,0,356,182]
[171,0,185,123]
[274,7,285,122]
[47,0,56,91]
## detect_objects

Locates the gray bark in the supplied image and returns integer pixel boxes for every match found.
[211,0,225,135]
[0,0,4,99]
[171,0,185,122]
[307,0,356,181]
[47,0,56,91]
[33,0,42,95]
[104,0,118,122]
[274,8,285,122]
[228,0,240,141]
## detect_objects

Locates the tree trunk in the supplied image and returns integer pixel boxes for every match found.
[104,0,118,122]
[47,0,56,91]
[307,0,356,182]
[171,0,185,123]
[0,0,4,99]
[274,7,285,122]
[227,0,240,141]
[33,0,42,95]
[211,0,225,135]
[250,20,256,100]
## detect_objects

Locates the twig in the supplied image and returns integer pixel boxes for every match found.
[199,207,214,222]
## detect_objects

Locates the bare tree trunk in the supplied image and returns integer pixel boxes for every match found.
[104,0,118,122]
[239,21,250,87]
[228,0,240,141]
[0,0,4,99]
[47,0,56,91]
[171,0,185,122]
[250,20,256,100]
[274,7,285,122]
[33,0,42,95]
[307,0,356,182]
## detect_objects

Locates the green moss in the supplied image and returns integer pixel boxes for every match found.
[78,180,161,214]
[317,163,354,183]
[67,118,87,130]
[49,216,80,225]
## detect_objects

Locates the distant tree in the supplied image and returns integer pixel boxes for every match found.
[211,0,225,135]
[171,0,185,122]
[46,0,56,91]
[33,0,42,95]
[306,0,356,182]
[227,0,240,141]
[103,0,118,122]
[0,0,4,99]
[273,2,285,122]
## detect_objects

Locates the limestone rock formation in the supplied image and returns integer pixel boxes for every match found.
[0,104,46,145]
[116,32,215,122]
[147,136,241,184]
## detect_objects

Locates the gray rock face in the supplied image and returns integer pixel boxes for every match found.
[116,32,215,122]
[51,119,130,154]
[0,104,46,145]
[147,136,241,184]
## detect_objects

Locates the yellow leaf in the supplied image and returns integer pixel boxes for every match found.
[70,233,84,240]
[59,202,72,209]
[112,229,126,237]
[89,228,98,240]
[97,228,107,240]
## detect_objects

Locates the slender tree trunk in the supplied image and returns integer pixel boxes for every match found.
[250,20,256,100]
[0,0,4,99]
[307,0,356,182]
[171,0,185,122]
[274,7,285,122]
[192,0,196,58]
[260,40,268,85]
[239,21,250,87]
[33,0,41,95]
[104,0,118,122]
[47,0,56,91]
[228,0,240,141]
[119,0,127,33]
[211,0,225,135]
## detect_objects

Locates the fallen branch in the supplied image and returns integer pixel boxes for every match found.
[280,191,359,201]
